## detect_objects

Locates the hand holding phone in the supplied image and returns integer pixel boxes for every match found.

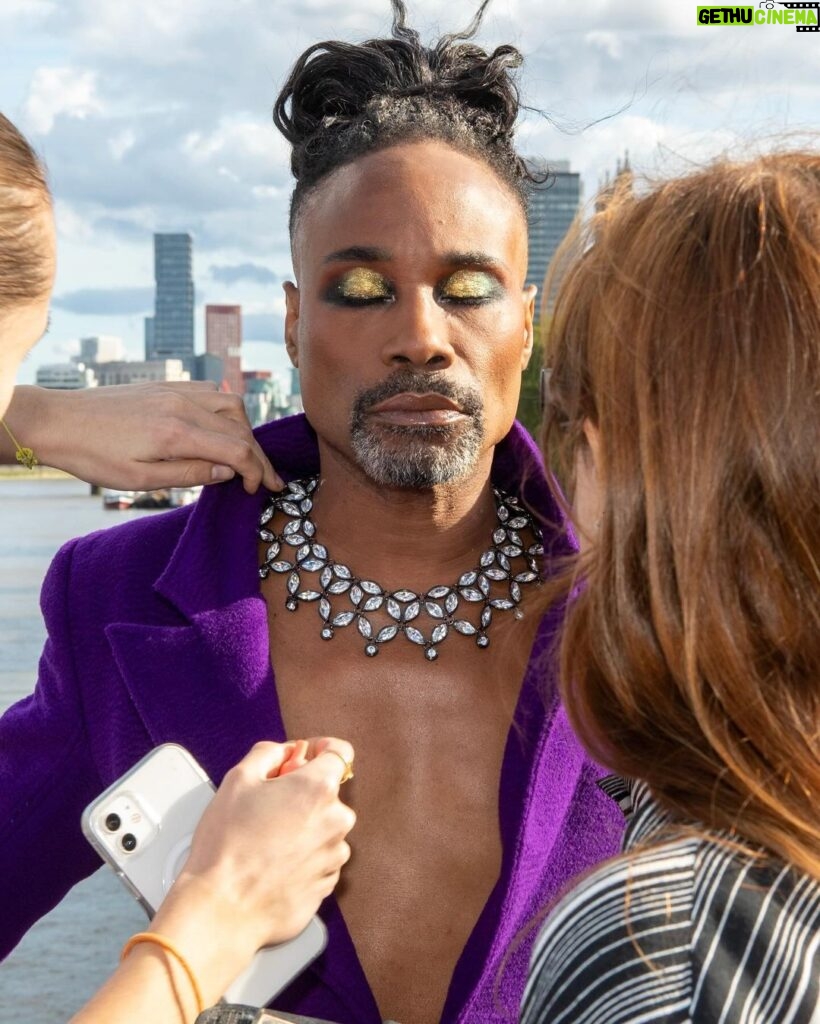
[82,741,355,1006]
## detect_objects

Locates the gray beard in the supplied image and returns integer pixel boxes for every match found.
[349,373,485,489]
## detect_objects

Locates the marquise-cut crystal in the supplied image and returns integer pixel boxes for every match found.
[497,554,511,571]
[453,620,477,635]
[270,560,294,573]
[288,482,306,498]
[300,498,313,513]
[363,596,384,612]
[332,611,356,627]
[458,570,478,587]
[334,564,352,579]
[357,617,373,638]
[283,520,303,536]
[403,601,421,621]
[260,505,274,525]
[387,599,402,620]
[406,627,425,645]
[259,529,274,542]
[425,602,445,619]
[286,533,306,546]
[327,580,351,594]
[478,576,490,595]
[493,528,506,544]
[297,590,321,601]
[508,516,528,529]
[266,542,281,561]
[296,544,310,561]
[319,598,331,621]
[508,531,523,546]
[484,567,507,581]
[445,592,459,614]
[497,505,509,521]
[303,521,316,537]
[481,606,493,628]
[312,544,328,560]
[511,582,522,602]
[490,598,514,610]
[281,501,301,517]
[460,587,484,602]
[427,585,449,599]
[431,624,448,643]
[514,571,538,583]
[376,625,398,642]
[349,585,363,606]
[479,550,495,567]
[320,567,333,588]
[360,580,382,594]
[393,589,416,602]
[300,558,325,572]
[287,573,300,594]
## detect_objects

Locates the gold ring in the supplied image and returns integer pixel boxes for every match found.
[323,749,355,784]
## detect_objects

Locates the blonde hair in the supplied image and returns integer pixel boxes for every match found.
[0,113,52,309]
[543,152,820,879]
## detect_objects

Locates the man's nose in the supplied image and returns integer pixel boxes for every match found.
[380,292,454,368]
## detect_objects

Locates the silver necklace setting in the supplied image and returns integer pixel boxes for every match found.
[258,476,543,661]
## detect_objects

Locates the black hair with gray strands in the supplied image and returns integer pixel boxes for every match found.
[273,0,540,237]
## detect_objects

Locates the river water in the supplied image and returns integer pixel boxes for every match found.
[0,478,162,1020]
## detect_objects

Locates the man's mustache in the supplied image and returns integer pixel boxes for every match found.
[352,371,484,420]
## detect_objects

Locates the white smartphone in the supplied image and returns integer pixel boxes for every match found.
[81,743,327,1006]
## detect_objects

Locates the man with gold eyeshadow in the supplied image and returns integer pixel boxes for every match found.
[0,10,624,1024]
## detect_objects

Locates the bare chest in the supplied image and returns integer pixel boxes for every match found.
[263,588,539,1023]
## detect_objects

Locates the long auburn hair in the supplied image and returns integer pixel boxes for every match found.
[0,113,52,310]
[543,151,820,879]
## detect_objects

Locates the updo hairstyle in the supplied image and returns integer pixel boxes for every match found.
[273,0,540,236]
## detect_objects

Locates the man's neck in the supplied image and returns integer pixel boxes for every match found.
[307,442,499,593]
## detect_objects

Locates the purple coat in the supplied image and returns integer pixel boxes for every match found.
[0,414,623,1024]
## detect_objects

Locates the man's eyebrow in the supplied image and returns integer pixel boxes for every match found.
[443,251,505,270]
[324,246,392,264]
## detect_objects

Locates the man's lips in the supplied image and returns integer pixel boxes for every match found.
[367,392,466,426]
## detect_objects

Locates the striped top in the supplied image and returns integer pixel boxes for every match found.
[520,780,820,1024]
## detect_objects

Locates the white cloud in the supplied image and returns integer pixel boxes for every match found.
[23,66,102,134]
[108,128,136,161]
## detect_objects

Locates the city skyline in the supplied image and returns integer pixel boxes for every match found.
[3,0,817,383]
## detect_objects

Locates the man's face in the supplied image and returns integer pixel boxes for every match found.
[285,140,535,489]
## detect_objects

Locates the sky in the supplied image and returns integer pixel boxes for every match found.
[3,0,818,384]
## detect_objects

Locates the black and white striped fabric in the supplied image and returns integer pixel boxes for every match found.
[520,780,820,1023]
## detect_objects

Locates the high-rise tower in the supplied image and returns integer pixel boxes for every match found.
[525,160,581,322]
[205,304,243,394]
[148,233,194,366]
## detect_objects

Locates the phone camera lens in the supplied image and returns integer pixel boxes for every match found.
[105,813,121,832]
[121,833,137,852]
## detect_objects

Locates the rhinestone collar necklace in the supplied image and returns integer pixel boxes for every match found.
[258,476,543,661]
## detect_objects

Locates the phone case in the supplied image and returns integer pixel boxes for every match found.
[81,743,327,1006]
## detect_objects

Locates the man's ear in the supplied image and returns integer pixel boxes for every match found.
[521,284,537,370]
[283,281,300,366]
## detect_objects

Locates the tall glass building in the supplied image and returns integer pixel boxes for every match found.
[147,233,194,365]
[525,160,581,322]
